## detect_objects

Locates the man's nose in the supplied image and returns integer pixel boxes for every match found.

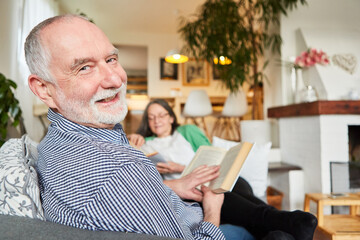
[99,63,123,89]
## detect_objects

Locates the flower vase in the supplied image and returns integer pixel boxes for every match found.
[292,68,319,103]
[291,68,305,103]
[300,85,319,102]
[301,68,319,102]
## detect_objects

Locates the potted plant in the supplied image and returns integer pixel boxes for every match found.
[178,0,307,119]
[0,73,24,146]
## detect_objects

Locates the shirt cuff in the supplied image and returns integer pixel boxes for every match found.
[192,221,225,240]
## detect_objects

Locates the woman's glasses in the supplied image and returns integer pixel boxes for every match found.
[148,113,169,121]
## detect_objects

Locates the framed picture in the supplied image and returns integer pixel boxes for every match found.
[160,58,178,80]
[212,64,221,80]
[182,59,210,86]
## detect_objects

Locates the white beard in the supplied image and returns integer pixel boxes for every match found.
[57,84,128,126]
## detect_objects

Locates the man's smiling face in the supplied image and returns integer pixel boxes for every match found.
[41,17,128,128]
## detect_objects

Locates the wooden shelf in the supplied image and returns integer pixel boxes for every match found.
[127,77,147,94]
[268,100,360,118]
[128,77,147,83]
[127,85,147,90]
[268,162,302,172]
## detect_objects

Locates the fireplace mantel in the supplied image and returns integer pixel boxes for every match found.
[268,100,360,118]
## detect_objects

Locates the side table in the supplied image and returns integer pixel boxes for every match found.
[304,193,360,240]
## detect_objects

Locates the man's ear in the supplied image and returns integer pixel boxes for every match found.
[28,74,57,108]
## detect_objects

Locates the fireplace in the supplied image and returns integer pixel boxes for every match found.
[349,125,360,162]
[268,101,360,210]
[347,125,360,190]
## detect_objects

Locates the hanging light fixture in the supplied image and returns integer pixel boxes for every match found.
[213,56,232,65]
[165,49,189,64]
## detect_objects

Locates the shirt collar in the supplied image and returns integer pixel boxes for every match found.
[47,108,128,144]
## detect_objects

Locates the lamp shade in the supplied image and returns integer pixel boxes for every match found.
[165,49,189,64]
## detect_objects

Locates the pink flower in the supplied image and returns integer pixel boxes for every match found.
[294,48,329,69]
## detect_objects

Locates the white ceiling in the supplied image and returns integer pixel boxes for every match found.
[57,0,206,35]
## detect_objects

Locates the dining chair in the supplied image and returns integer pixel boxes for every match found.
[183,90,213,138]
[211,89,248,141]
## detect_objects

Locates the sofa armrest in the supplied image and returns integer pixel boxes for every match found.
[0,214,176,240]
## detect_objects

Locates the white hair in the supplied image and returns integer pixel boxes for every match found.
[24,14,90,83]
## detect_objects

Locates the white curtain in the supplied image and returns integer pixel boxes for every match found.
[17,0,59,85]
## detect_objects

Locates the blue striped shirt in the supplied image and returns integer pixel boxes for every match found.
[36,109,224,239]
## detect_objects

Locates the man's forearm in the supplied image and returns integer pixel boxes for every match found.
[203,209,221,227]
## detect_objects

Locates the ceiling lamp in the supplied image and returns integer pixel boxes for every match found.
[213,56,232,65]
[165,49,189,64]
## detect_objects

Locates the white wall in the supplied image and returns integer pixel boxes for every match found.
[116,45,148,71]
[299,28,360,100]
[0,0,49,142]
[280,0,360,106]
[0,0,18,79]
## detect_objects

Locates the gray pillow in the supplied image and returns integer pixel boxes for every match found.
[0,135,44,220]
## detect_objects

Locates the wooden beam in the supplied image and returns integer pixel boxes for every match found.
[268,101,360,118]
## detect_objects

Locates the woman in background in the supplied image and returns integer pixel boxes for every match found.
[128,99,317,240]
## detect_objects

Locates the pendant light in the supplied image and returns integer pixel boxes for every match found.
[165,49,189,64]
[165,8,189,64]
[213,56,232,65]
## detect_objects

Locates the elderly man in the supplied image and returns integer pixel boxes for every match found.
[24,14,255,239]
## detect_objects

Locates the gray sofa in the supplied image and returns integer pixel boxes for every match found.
[0,136,176,240]
[0,214,173,240]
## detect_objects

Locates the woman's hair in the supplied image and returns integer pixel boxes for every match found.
[137,99,180,138]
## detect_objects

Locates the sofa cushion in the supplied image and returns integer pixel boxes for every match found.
[212,136,272,198]
[0,135,44,219]
[0,214,175,240]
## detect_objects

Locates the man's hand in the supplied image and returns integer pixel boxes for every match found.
[163,165,220,202]
[128,133,145,148]
[201,185,224,227]
[156,162,185,174]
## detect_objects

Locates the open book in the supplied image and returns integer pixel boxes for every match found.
[180,142,254,193]
[146,152,167,165]
[129,140,167,165]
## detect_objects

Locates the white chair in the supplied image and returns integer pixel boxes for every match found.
[183,90,213,138]
[211,89,248,141]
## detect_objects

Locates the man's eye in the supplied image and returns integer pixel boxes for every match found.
[107,58,117,63]
[80,65,90,71]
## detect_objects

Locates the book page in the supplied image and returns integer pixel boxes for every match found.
[139,144,157,156]
[181,146,227,178]
[209,144,243,189]
[210,142,254,193]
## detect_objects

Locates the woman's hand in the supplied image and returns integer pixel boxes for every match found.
[128,133,145,148]
[156,162,185,174]
[163,165,220,202]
